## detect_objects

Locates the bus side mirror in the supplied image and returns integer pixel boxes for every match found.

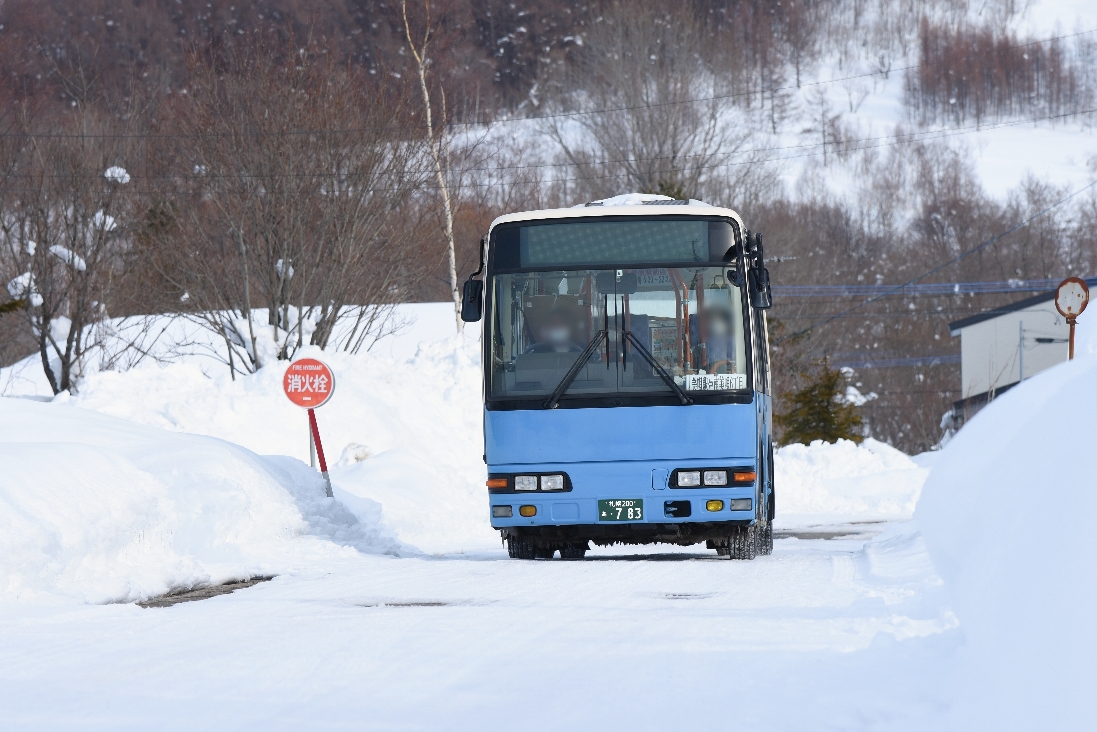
[461,236,487,322]
[749,267,772,309]
[461,278,484,322]
[747,231,772,309]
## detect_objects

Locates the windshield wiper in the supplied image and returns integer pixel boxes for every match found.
[543,330,607,409]
[623,331,694,405]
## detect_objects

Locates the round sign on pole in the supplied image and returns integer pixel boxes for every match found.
[1055,277,1089,318]
[283,358,336,408]
[1055,278,1089,361]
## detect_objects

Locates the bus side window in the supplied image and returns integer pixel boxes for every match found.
[753,310,770,395]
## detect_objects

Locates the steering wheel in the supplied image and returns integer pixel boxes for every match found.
[523,342,585,355]
[706,359,733,374]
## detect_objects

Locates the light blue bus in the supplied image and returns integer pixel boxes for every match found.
[460,196,774,560]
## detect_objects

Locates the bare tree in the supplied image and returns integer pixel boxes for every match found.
[0,99,141,394]
[151,33,428,375]
[541,0,760,203]
[401,0,464,332]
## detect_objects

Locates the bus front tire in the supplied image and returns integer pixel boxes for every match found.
[507,536,536,560]
[561,542,588,560]
[728,526,757,560]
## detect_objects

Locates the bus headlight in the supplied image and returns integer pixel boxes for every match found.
[515,476,538,491]
[729,498,752,511]
[677,470,701,487]
[703,470,728,486]
[541,474,564,490]
[493,505,513,518]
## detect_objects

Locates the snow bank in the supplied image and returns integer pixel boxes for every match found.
[775,438,928,525]
[0,398,399,605]
[0,305,491,555]
[916,353,1097,729]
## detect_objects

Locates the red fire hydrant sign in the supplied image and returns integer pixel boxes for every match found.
[283,358,336,498]
[283,358,335,408]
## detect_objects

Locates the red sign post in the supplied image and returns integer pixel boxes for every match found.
[1054,278,1089,360]
[283,358,336,497]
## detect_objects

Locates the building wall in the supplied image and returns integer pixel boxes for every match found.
[959,303,1068,399]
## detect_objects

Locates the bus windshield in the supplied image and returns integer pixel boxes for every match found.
[488,266,748,403]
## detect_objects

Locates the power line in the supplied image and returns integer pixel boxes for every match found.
[774,178,1097,344]
[774,277,1067,297]
[829,353,961,368]
[776,310,1026,320]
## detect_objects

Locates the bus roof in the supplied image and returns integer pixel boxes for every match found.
[487,193,745,233]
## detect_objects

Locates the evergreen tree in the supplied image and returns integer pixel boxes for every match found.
[776,358,864,446]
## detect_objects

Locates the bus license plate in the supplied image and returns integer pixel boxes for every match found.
[598,499,644,522]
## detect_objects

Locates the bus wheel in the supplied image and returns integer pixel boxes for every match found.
[760,523,774,555]
[534,546,556,559]
[561,542,588,560]
[506,536,536,560]
[731,526,757,560]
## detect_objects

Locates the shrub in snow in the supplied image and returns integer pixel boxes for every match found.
[103,166,130,184]
[91,210,117,231]
[337,443,372,467]
[776,358,864,446]
[49,245,87,272]
[6,272,43,307]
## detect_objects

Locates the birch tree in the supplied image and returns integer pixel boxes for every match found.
[401,0,463,332]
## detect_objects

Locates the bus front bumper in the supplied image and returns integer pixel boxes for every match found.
[488,459,761,545]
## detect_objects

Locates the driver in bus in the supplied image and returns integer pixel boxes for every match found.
[525,305,586,354]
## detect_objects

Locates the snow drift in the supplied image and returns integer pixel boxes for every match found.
[775,438,927,525]
[0,398,399,604]
[917,352,1097,729]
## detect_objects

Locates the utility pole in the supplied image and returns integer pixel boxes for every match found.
[1018,321,1024,382]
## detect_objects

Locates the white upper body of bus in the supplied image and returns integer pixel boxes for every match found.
[487,193,747,237]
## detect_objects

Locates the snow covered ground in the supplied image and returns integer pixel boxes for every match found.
[0,303,949,728]
[1,302,1095,728]
[0,528,957,731]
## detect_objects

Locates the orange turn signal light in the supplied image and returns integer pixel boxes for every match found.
[519,505,537,517]
[732,470,757,483]
[486,478,508,489]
